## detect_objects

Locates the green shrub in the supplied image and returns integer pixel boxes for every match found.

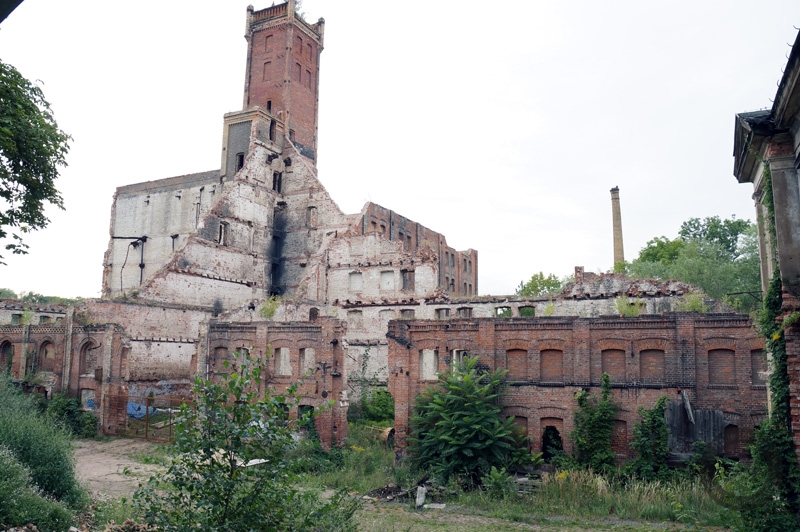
[0,445,74,531]
[571,373,619,472]
[46,394,98,438]
[0,375,86,508]
[134,353,359,531]
[481,466,516,500]
[408,356,531,487]
[625,396,670,480]
[362,388,394,423]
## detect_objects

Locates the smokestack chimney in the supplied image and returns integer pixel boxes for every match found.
[610,187,624,266]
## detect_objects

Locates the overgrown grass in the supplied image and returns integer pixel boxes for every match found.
[455,469,737,528]
[295,421,736,529]
[293,423,398,492]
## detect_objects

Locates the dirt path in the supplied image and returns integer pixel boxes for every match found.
[74,438,164,498]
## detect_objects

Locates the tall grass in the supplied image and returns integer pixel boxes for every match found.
[459,469,737,527]
[293,423,398,491]
[0,375,86,509]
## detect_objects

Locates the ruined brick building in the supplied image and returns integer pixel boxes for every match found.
[0,1,768,456]
[733,28,800,460]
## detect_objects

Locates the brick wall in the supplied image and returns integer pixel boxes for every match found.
[388,313,766,460]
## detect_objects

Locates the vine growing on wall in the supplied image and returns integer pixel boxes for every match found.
[718,164,800,530]
[571,373,619,472]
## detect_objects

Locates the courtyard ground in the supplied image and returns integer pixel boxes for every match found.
[73,438,723,531]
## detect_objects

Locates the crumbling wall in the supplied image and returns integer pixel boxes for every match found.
[388,313,765,460]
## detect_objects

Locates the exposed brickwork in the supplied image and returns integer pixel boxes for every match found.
[388,314,765,460]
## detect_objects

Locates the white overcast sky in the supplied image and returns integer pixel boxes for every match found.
[0,1,797,298]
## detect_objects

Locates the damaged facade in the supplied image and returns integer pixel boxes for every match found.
[733,29,800,459]
[0,1,770,458]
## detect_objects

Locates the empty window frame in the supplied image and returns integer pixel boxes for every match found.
[235,152,245,172]
[349,272,363,291]
[401,269,415,291]
[420,349,438,380]
[496,306,512,318]
[751,349,767,385]
[272,172,282,193]
[457,307,472,318]
[449,278,455,292]
[294,63,302,82]
[380,270,394,291]
[400,309,415,320]
[519,306,535,317]
[299,348,315,375]
[39,316,51,325]
[347,310,363,329]
[218,221,230,246]
[451,349,469,368]
[10,314,21,325]
[276,347,291,376]
[435,308,450,320]
[268,119,276,141]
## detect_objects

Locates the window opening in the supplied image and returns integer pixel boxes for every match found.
[519,306,535,317]
[266,100,272,112]
[299,348,315,375]
[349,272,363,291]
[419,349,438,380]
[496,306,511,318]
[400,309,415,320]
[269,119,275,141]
[235,152,245,172]
[435,308,450,320]
[262,61,271,81]
[218,221,229,246]
[457,307,472,318]
[272,172,282,193]
[542,425,563,462]
[380,271,394,291]
[451,349,469,368]
[401,269,415,291]
[276,347,291,376]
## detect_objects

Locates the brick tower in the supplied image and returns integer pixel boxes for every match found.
[242,1,324,161]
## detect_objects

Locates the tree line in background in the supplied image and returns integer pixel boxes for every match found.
[517,215,761,314]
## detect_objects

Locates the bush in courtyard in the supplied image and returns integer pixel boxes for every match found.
[408,356,533,487]
[0,375,85,508]
[134,352,359,532]
[46,393,98,438]
[0,445,73,531]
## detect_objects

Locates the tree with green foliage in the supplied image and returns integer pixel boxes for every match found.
[408,356,532,487]
[571,373,619,472]
[515,272,564,298]
[135,352,358,532]
[678,215,751,259]
[0,59,71,263]
[625,396,669,480]
[637,236,686,264]
[629,216,760,313]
